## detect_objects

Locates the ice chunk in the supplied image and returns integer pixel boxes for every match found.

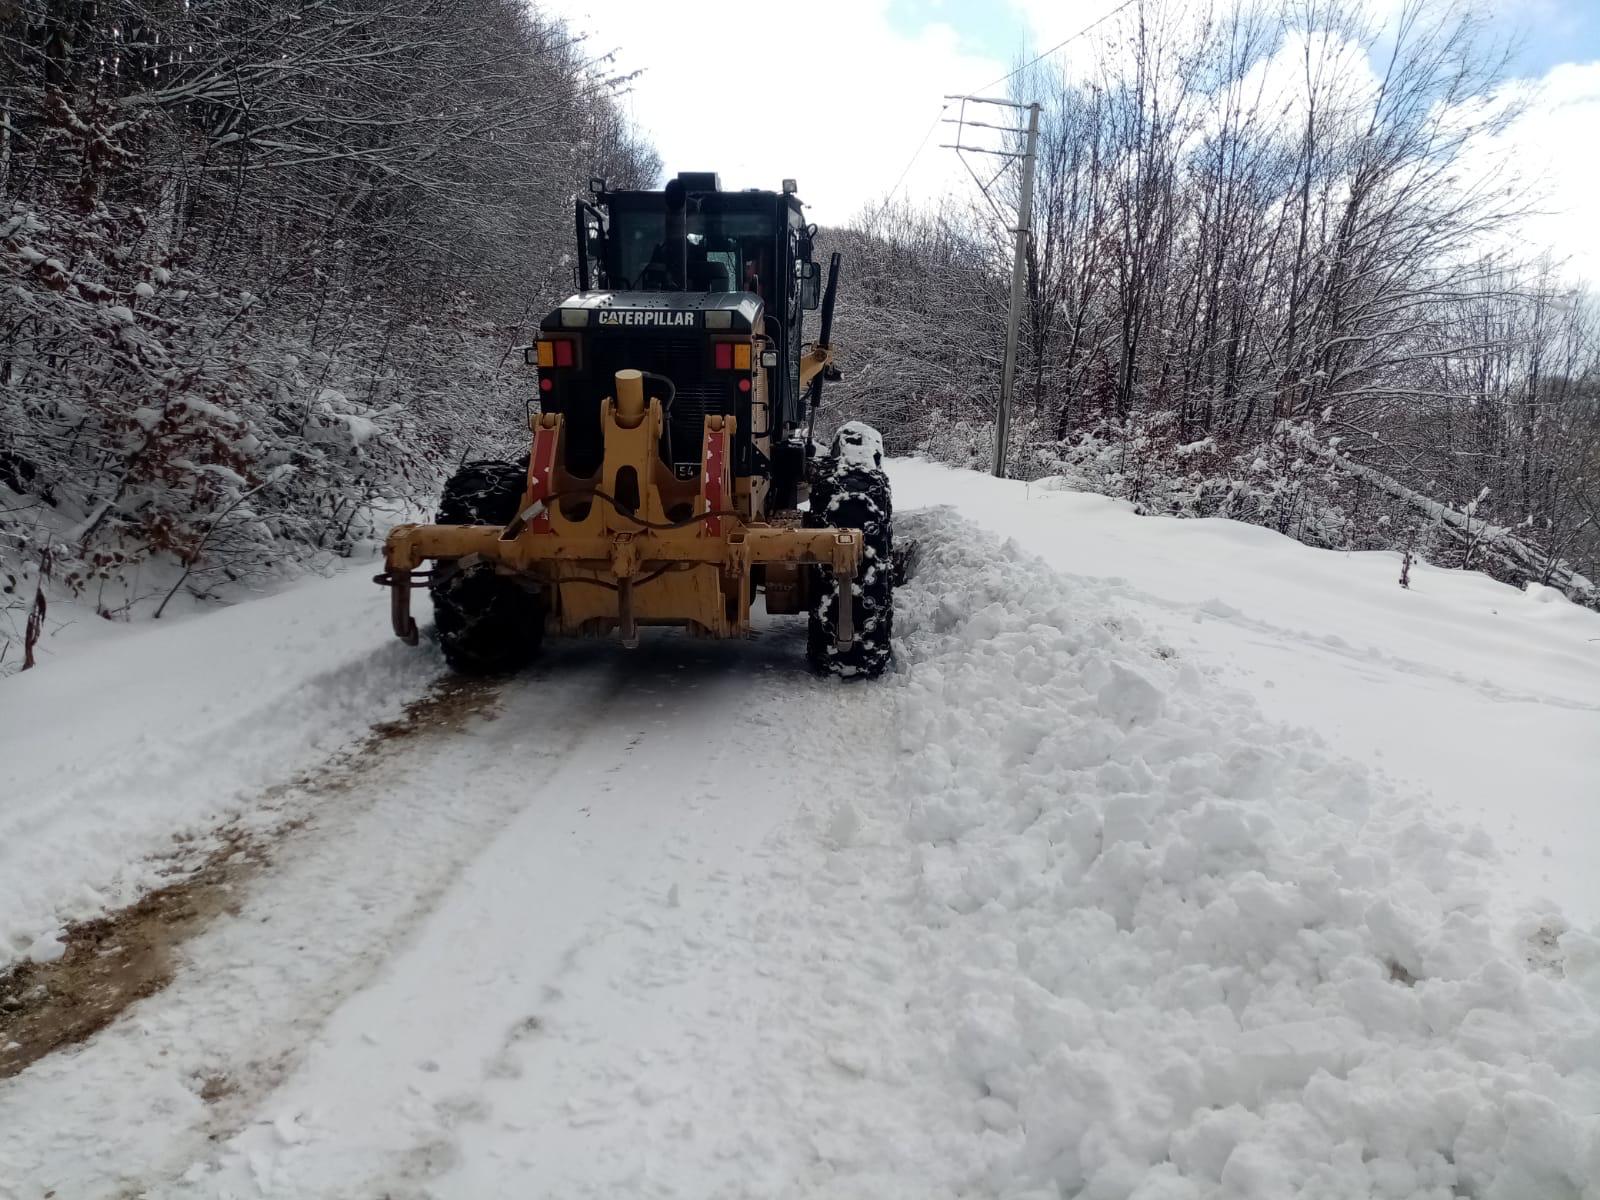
[24,930,66,964]
[1097,661,1165,727]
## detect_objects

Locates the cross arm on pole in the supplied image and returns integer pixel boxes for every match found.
[939,117,1026,134]
[937,143,1026,158]
[942,94,1032,108]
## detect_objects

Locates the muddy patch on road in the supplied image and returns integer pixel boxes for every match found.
[0,834,258,1078]
[0,676,500,1080]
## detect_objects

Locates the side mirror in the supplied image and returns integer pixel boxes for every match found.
[799,260,820,310]
[576,200,608,291]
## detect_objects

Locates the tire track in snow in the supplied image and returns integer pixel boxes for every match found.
[145,620,886,1199]
[0,641,657,1199]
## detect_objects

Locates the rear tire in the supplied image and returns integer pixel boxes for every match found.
[430,460,544,675]
[805,463,893,679]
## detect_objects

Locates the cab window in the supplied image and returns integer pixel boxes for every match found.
[609,206,777,296]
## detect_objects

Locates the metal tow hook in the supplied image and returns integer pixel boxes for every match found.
[390,572,420,646]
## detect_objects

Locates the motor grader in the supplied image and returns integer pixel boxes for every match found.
[377,171,895,678]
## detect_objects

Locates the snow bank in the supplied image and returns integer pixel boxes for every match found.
[889,458,1600,928]
[856,509,1600,1196]
[0,569,435,965]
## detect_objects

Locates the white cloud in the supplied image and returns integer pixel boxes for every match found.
[1476,60,1600,283]
[538,0,1005,226]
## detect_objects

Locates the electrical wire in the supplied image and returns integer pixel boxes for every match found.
[972,0,1140,95]
[873,0,1137,220]
[875,104,949,214]
[639,371,677,463]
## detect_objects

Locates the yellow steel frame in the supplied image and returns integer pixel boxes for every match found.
[382,368,860,648]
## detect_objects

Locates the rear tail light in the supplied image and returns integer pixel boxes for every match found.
[536,338,577,368]
[713,341,753,371]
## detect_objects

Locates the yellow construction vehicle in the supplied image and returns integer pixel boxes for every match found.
[377,172,895,678]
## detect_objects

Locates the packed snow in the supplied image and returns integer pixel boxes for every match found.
[1,459,1597,1199]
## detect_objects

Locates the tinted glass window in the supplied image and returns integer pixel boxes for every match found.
[610,208,776,295]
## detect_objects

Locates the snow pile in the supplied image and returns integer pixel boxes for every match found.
[0,568,435,966]
[890,458,1600,927]
[763,509,1600,1198]
[323,504,1600,1200]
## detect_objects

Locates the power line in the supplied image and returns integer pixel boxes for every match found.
[973,0,1140,95]
[872,0,1136,218]
[874,103,949,215]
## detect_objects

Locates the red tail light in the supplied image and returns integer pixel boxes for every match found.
[714,343,733,370]
[553,339,575,368]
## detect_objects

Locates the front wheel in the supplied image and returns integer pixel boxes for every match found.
[805,458,893,680]
[429,459,543,675]
[431,561,543,675]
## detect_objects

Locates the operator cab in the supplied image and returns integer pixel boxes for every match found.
[543,172,825,507]
[605,193,771,298]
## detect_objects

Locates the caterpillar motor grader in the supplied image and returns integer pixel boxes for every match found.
[377,172,896,678]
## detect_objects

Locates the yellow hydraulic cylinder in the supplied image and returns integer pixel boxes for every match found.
[615,369,645,429]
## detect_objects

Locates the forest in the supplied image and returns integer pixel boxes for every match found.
[829,2,1599,603]
[3,0,1595,670]
[0,0,655,664]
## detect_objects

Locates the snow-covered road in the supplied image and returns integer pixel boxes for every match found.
[2,610,879,1197]
[3,461,1598,1199]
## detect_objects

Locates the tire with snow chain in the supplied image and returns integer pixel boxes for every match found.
[804,463,893,679]
[429,459,543,675]
[434,459,527,526]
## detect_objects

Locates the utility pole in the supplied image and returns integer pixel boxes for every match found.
[941,96,1042,478]
[996,102,1040,478]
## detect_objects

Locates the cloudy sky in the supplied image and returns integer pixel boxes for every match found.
[540,0,1600,282]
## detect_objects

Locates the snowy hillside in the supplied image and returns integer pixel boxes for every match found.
[2,460,1598,1199]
